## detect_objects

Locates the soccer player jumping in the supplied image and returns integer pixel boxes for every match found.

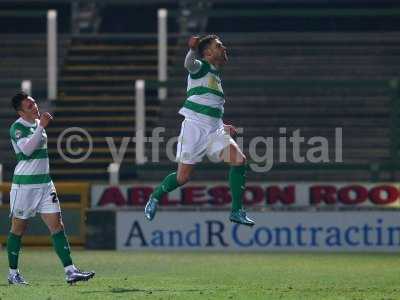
[7,92,95,285]
[145,35,255,226]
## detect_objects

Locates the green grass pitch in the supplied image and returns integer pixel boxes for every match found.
[0,250,399,299]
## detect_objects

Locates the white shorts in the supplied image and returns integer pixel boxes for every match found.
[10,182,61,219]
[176,118,236,164]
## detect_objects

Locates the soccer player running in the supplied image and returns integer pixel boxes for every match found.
[7,92,95,285]
[145,35,254,226]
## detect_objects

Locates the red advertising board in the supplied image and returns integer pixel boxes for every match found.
[91,182,400,208]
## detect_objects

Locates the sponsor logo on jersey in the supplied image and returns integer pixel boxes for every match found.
[208,75,222,91]
[15,129,22,140]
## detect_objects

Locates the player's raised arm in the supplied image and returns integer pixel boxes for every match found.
[184,36,202,73]
[15,112,53,156]
[39,112,53,128]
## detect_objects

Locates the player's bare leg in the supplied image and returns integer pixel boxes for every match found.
[177,163,195,184]
[220,142,255,226]
[10,217,28,236]
[7,218,29,285]
[145,163,194,221]
[41,212,63,234]
[41,213,95,285]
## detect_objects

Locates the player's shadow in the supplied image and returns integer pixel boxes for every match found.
[82,288,203,294]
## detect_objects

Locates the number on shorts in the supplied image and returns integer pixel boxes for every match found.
[50,192,59,203]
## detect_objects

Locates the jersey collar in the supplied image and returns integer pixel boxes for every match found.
[18,117,37,127]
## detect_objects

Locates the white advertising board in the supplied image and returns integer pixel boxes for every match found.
[117,211,400,252]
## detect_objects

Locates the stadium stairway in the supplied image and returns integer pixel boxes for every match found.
[0,34,69,181]
[137,32,400,182]
[48,34,178,181]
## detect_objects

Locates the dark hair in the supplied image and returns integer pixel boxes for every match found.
[198,34,219,58]
[11,91,28,111]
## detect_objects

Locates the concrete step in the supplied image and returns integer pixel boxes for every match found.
[46,126,135,135]
[228,55,400,65]
[220,32,400,43]
[165,95,390,105]
[161,127,391,138]
[136,170,390,182]
[220,66,400,77]
[228,46,400,57]
[162,106,389,117]
[63,65,158,71]
[51,156,135,165]
[60,75,157,83]
[65,56,175,65]
[61,69,157,77]
[161,117,389,127]
[69,44,178,51]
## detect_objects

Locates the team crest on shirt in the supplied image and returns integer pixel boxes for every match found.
[14,129,22,140]
[208,75,222,91]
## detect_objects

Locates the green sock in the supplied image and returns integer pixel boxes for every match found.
[51,230,73,267]
[152,172,180,201]
[229,165,246,212]
[7,232,22,269]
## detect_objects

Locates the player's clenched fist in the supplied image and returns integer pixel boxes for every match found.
[224,124,238,138]
[39,112,53,128]
[188,36,200,50]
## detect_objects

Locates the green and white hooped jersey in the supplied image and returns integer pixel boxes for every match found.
[10,117,51,188]
[179,59,225,125]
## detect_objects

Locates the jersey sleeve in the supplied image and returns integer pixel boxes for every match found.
[10,123,31,143]
[184,50,203,74]
[10,123,44,156]
[189,59,211,79]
